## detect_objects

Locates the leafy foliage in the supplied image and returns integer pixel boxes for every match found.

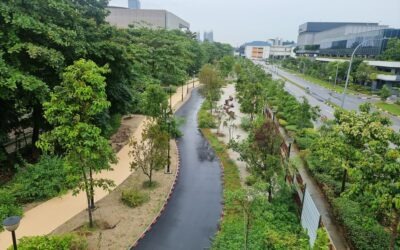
[0,189,22,232]
[129,123,168,186]
[10,155,78,203]
[11,234,88,250]
[37,59,117,227]
[121,188,150,208]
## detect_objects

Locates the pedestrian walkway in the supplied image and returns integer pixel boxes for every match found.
[0,81,200,250]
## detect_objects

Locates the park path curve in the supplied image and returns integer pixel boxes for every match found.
[134,88,223,250]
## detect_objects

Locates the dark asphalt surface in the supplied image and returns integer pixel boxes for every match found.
[133,88,223,250]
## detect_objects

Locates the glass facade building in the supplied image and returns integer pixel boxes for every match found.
[319,28,400,57]
[296,22,400,58]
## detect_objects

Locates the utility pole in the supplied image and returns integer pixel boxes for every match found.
[334,63,339,87]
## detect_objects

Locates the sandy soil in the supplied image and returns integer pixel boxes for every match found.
[212,83,250,185]
[52,140,178,250]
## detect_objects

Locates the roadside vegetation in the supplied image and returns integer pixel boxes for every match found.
[276,58,400,248]
[215,58,400,249]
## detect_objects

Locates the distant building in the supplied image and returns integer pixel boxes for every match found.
[128,0,141,9]
[106,6,190,30]
[196,32,201,41]
[204,31,214,42]
[296,22,400,57]
[239,41,271,60]
[268,38,296,59]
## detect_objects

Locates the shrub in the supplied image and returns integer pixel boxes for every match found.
[121,189,150,208]
[240,117,252,131]
[295,136,315,150]
[12,234,87,250]
[313,228,330,250]
[333,197,390,250]
[0,189,22,232]
[10,155,78,203]
[245,175,257,186]
[103,113,122,139]
[278,119,288,127]
[198,101,216,128]
[285,125,298,133]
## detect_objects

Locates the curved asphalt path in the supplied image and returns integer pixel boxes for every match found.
[133,88,223,250]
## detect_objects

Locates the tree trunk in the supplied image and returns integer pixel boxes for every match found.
[268,185,272,202]
[31,105,42,160]
[341,169,347,194]
[81,167,93,228]
[390,210,399,250]
[149,168,152,186]
[89,167,95,210]
[244,211,249,250]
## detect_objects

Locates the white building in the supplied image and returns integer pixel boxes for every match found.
[239,41,271,60]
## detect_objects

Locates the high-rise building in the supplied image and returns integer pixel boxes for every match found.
[128,0,141,9]
[204,31,214,42]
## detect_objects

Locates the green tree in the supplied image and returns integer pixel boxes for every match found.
[380,85,392,101]
[232,119,282,201]
[129,122,169,187]
[380,38,400,61]
[140,84,168,119]
[355,62,376,85]
[237,82,267,121]
[199,64,223,114]
[37,59,116,227]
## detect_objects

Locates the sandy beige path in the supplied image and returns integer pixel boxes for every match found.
[0,81,199,250]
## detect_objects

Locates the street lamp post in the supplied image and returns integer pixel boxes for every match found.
[3,216,21,250]
[334,63,339,88]
[341,37,388,108]
[168,86,172,173]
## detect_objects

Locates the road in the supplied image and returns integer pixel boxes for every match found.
[255,61,400,131]
[134,89,223,250]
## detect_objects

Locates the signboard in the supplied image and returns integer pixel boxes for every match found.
[301,188,321,247]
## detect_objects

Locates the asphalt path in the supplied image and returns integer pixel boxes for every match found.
[255,61,400,131]
[134,88,223,250]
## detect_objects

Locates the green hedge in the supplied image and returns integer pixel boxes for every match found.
[10,234,87,250]
[198,101,216,129]
[333,197,390,250]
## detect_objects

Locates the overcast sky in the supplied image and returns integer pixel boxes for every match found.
[109,0,400,46]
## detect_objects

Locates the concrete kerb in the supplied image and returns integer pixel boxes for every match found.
[130,84,198,249]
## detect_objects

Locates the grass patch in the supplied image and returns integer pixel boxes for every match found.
[375,102,400,116]
[142,180,159,189]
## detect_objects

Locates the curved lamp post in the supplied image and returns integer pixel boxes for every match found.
[340,37,389,108]
[3,216,21,250]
